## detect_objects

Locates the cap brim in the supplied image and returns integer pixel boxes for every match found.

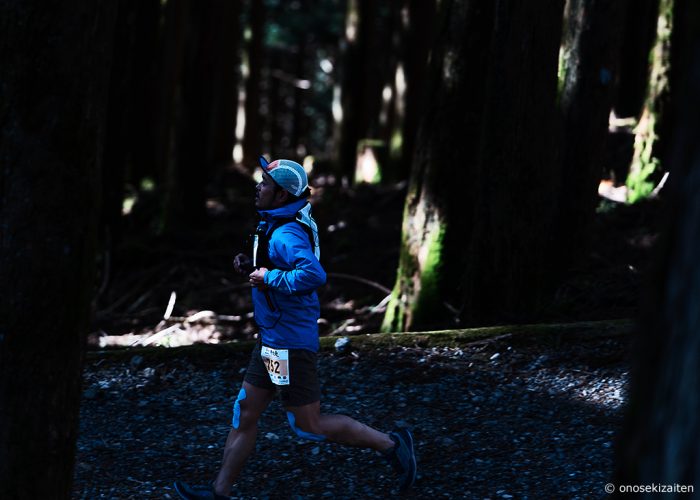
[259,155,269,169]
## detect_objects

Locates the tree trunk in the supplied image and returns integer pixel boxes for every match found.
[382,0,496,332]
[554,0,627,271]
[373,1,403,181]
[397,0,437,182]
[162,0,241,233]
[626,0,674,203]
[201,2,241,171]
[459,0,565,326]
[127,0,161,188]
[267,48,284,158]
[615,0,700,488]
[156,0,186,229]
[242,0,266,169]
[337,0,395,182]
[614,0,660,119]
[291,0,310,156]
[0,2,116,498]
[337,0,365,179]
[102,0,161,245]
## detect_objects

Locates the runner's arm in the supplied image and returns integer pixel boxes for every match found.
[263,225,326,294]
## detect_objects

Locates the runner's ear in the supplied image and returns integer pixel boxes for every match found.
[275,188,290,206]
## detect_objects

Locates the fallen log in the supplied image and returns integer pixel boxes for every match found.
[86,318,633,364]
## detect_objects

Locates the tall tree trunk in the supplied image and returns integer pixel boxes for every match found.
[374,1,403,181]
[242,0,266,169]
[202,2,241,171]
[337,0,365,179]
[268,48,283,158]
[102,0,161,245]
[614,0,660,119]
[382,0,496,332]
[291,0,310,156]
[626,0,674,203]
[460,0,565,326]
[554,0,627,271]
[0,2,116,498]
[615,0,700,487]
[337,0,395,182]
[127,0,161,188]
[156,0,186,229]
[162,0,241,233]
[397,0,437,182]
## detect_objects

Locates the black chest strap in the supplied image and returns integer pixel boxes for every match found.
[254,218,314,270]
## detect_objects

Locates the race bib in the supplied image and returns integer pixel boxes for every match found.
[261,346,290,386]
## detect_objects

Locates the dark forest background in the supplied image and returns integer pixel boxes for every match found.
[2,0,700,498]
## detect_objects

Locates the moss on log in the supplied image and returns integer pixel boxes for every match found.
[86,318,633,364]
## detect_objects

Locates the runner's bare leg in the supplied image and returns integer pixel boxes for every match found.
[213,382,275,495]
[285,401,395,451]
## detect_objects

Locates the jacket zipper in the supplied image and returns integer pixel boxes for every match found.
[263,289,276,311]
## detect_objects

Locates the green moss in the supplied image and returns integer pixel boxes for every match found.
[390,129,403,161]
[556,45,569,105]
[381,200,415,332]
[381,195,447,332]
[381,229,414,333]
[627,0,673,204]
[412,222,445,325]
[380,285,405,333]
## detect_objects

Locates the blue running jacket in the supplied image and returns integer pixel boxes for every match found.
[253,199,326,352]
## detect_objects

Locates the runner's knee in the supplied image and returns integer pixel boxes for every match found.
[231,387,247,429]
[231,388,259,431]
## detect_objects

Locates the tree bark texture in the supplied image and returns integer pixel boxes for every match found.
[614,0,700,489]
[0,1,116,498]
[396,0,437,183]
[554,0,627,271]
[459,0,565,326]
[382,0,496,332]
[161,0,241,232]
[626,0,674,203]
[242,0,266,169]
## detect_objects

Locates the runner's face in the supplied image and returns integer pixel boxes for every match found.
[255,172,286,209]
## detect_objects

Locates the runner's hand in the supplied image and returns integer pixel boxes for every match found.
[234,253,252,275]
[249,267,268,288]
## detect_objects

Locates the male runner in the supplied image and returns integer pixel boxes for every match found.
[174,158,416,499]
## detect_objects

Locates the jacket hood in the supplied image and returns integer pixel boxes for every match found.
[257,199,320,260]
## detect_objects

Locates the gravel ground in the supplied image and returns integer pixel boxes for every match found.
[73,331,629,499]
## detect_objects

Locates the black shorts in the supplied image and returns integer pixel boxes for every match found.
[243,339,321,407]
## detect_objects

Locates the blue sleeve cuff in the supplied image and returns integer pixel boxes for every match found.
[263,269,276,285]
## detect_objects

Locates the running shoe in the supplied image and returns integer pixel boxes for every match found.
[173,481,229,500]
[386,428,417,491]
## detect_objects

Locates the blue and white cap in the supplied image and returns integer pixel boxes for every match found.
[259,156,308,197]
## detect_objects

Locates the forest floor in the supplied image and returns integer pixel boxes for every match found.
[74,326,629,499]
[76,174,659,499]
